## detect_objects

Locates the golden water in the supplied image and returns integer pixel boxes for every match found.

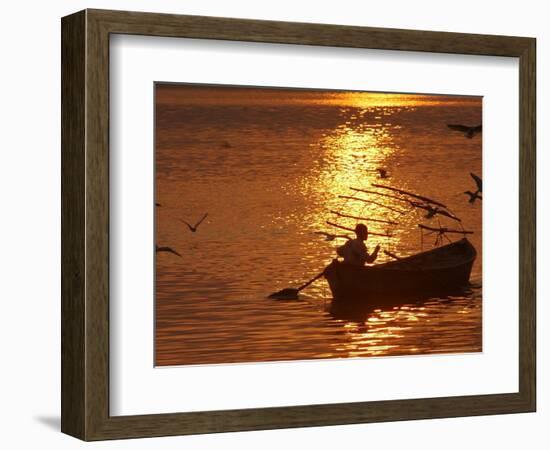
[155,86,482,366]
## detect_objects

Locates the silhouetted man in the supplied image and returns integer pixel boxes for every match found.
[337,224,380,265]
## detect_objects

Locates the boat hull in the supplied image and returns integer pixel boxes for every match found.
[324,238,477,306]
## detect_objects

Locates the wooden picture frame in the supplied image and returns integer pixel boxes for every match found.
[61,9,536,441]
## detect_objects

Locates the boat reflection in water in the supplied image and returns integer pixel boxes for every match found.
[328,286,476,322]
[327,287,481,358]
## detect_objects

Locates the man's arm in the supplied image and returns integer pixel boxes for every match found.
[365,244,381,264]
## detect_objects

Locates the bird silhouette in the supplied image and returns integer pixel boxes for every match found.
[447,124,482,138]
[180,213,208,233]
[423,205,439,219]
[410,202,461,222]
[464,172,482,203]
[470,172,482,193]
[155,245,181,257]
[314,231,349,241]
[464,191,482,203]
[376,168,389,179]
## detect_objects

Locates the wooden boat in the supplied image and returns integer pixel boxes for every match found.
[324,238,476,304]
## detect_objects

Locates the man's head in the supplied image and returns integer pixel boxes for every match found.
[355,223,368,241]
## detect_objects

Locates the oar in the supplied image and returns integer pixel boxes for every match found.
[268,270,326,300]
[384,250,403,261]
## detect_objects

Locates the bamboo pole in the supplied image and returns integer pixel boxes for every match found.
[372,183,447,208]
[327,221,393,238]
[349,187,409,204]
[338,195,407,215]
[418,224,473,234]
[329,210,398,225]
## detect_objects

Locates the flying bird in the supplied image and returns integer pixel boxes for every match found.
[423,205,439,219]
[470,172,482,193]
[447,124,482,139]
[464,190,482,203]
[155,245,181,257]
[464,172,482,203]
[410,201,461,222]
[180,213,208,233]
[314,231,349,241]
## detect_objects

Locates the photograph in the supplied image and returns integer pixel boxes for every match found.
[2,1,537,445]
[154,83,482,366]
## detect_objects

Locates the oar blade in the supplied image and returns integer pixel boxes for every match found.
[268,288,300,300]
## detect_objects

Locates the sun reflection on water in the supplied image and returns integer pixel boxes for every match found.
[299,104,423,265]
